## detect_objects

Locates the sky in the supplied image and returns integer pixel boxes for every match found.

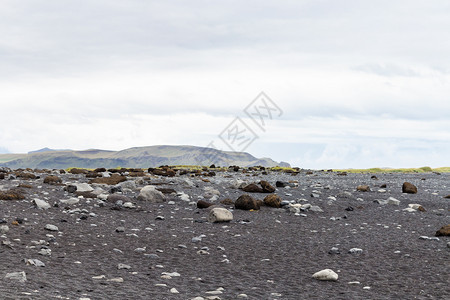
[0,0,449,169]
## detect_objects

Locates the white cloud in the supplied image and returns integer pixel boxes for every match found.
[0,0,449,168]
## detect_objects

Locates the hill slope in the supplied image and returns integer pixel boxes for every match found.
[0,145,290,169]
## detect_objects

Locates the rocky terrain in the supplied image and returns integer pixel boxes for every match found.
[0,166,449,300]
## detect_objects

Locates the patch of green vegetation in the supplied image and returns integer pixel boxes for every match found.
[270,166,298,172]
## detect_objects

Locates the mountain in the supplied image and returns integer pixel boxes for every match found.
[27,147,70,154]
[0,145,290,169]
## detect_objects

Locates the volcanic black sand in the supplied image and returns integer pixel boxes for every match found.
[0,167,449,299]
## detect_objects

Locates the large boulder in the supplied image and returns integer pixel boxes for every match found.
[137,185,166,203]
[264,194,282,208]
[208,207,233,223]
[235,194,260,210]
[402,182,417,194]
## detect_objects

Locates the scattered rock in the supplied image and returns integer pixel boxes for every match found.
[0,189,25,200]
[240,183,263,193]
[220,198,234,206]
[312,269,338,281]
[235,194,260,210]
[43,175,62,185]
[25,259,45,267]
[0,225,9,234]
[435,225,450,236]
[90,175,127,185]
[260,181,275,193]
[5,271,27,283]
[357,185,370,192]
[387,197,400,206]
[33,198,51,210]
[402,182,417,194]
[197,200,213,209]
[118,263,131,270]
[137,185,166,203]
[44,224,59,231]
[72,183,93,193]
[263,194,282,208]
[208,207,233,223]
[107,194,133,203]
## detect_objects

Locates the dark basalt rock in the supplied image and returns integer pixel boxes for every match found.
[402,182,417,194]
[235,194,260,210]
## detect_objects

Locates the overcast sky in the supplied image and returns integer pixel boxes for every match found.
[1,0,449,168]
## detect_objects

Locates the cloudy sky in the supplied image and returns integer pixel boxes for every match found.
[1,0,449,168]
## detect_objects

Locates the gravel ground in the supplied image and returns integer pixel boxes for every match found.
[0,168,449,299]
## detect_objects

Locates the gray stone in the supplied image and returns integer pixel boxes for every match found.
[33,198,51,210]
[329,247,340,255]
[73,183,94,192]
[26,259,45,267]
[309,205,323,212]
[137,185,166,203]
[44,224,59,231]
[60,198,80,205]
[115,227,125,233]
[312,269,338,281]
[117,263,131,270]
[208,207,233,223]
[38,248,51,256]
[5,271,27,283]
[387,197,400,206]
[0,225,9,234]
[349,248,363,254]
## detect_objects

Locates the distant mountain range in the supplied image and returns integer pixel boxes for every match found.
[0,145,290,169]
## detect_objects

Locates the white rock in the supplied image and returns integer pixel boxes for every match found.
[349,248,363,254]
[387,197,400,206]
[107,277,124,283]
[312,269,338,281]
[137,185,166,203]
[170,288,179,294]
[178,192,190,201]
[123,202,136,209]
[0,225,9,234]
[162,272,180,277]
[288,203,303,213]
[26,259,45,267]
[44,224,59,231]
[60,198,80,205]
[73,183,94,192]
[5,271,27,282]
[203,187,220,200]
[402,208,416,212]
[33,198,51,210]
[208,208,233,223]
[117,263,131,269]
